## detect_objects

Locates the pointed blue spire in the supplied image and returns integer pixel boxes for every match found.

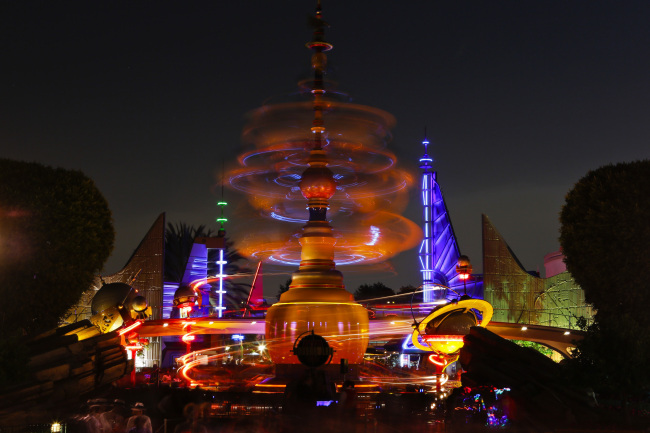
[419,130,433,167]
[417,131,463,303]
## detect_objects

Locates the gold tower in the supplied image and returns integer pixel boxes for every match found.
[265,3,369,366]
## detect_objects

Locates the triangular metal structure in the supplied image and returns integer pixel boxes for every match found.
[418,138,463,302]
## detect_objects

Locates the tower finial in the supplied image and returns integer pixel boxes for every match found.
[419,130,433,168]
[217,162,227,237]
[307,0,331,150]
[420,131,433,170]
[423,127,429,154]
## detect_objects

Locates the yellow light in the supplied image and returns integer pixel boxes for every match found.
[427,340,464,354]
[272,301,364,306]
[411,298,493,353]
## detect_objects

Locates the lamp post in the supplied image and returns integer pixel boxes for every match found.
[456,255,472,297]
[233,334,244,364]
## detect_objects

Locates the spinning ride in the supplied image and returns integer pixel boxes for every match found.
[264,4,372,365]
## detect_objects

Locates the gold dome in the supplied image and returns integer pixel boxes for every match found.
[300,165,336,200]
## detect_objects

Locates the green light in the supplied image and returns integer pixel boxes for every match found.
[217,218,228,223]
[217,201,228,206]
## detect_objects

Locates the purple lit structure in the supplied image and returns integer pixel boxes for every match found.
[418,137,464,302]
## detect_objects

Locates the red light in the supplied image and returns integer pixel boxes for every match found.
[458,273,470,280]
[124,344,144,351]
[182,334,196,343]
[118,320,143,336]
[428,354,446,366]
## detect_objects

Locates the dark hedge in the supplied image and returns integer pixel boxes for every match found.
[0,158,114,335]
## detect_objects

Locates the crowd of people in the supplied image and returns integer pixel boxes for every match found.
[69,399,153,433]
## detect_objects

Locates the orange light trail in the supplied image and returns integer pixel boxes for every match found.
[118,320,142,336]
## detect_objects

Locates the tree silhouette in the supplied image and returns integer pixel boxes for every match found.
[397,284,422,303]
[560,160,650,321]
[560,160,650,416]
[0,159,113,385]
[164,222,212,283]
[276,279,291,301]
[0,159,114,335]
[353,282,395,302]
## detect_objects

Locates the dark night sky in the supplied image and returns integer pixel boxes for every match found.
[2,1,649,296]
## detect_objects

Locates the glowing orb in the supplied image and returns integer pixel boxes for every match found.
[300,165,336,200]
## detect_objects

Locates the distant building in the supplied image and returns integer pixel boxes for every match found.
[482,214,594,329]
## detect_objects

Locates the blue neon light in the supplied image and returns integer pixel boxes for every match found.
[417,137,463,302]
[270,212,308,224]
[216,249,227,318]
[163,282,179,319]
[366,226,380,246]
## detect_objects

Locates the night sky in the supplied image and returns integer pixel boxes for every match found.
[2,1,649,296]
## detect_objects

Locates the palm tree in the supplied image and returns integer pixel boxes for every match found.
[276,279,291,301]
[164,222,213,283]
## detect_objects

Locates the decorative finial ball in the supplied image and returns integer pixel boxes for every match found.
[457,255,471,267]
[91,282,132,315]
[173,285,197,307]
[131,296,148,312]
[300,166,336,200]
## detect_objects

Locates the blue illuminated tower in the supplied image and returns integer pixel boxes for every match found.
[211,181,229,318]
[419,136,462,303]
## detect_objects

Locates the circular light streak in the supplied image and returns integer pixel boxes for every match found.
[411,298,494,353]
[237,210,421,266]
[228,99,420,267]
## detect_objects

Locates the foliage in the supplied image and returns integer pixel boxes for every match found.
[276,279,291,301]
[164,222,214,283]
[0,329,30,388]
[561,314,650,431]
[397,285,418,294]
[559,160,650,321]
[559,160,650,410]
[511,340,555,358]
[0,159,114,335]
[397,284,422,303]
[354,282,395,301]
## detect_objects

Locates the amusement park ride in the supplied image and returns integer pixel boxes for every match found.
[87,2,583,392]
